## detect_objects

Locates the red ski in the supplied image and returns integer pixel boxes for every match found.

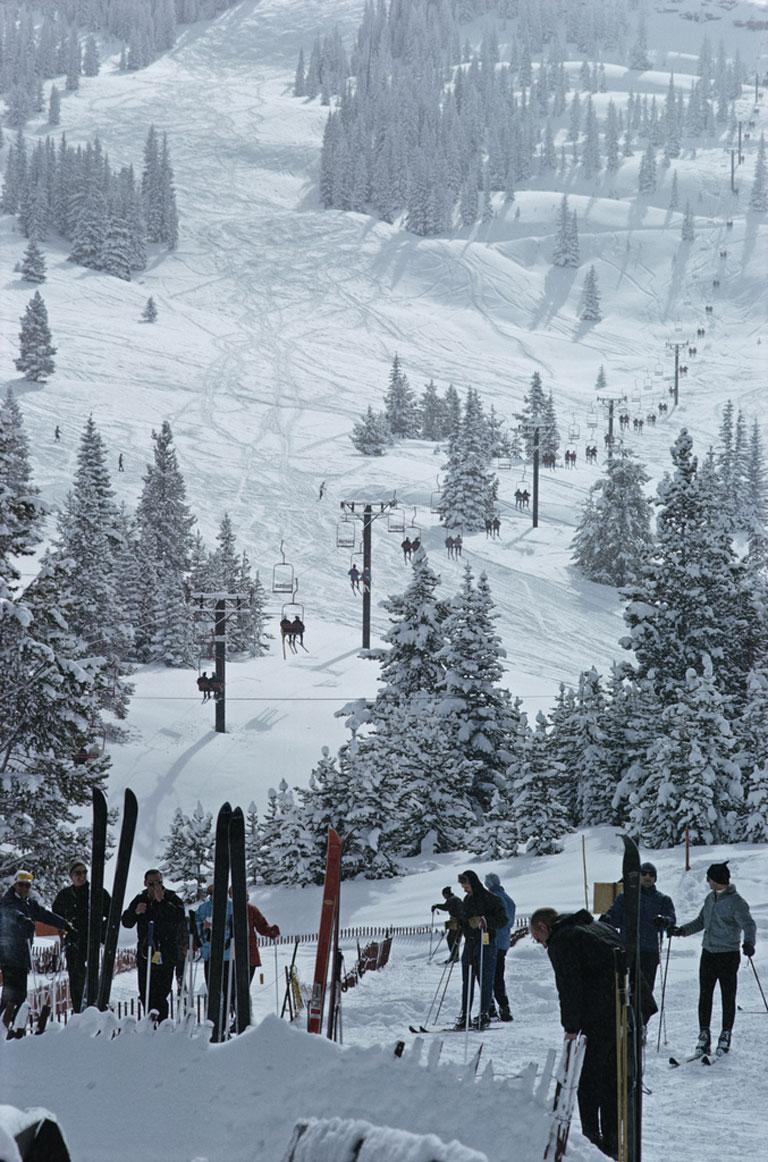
[306,829,342,1035]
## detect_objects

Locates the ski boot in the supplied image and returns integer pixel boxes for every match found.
[471,1012,491,1031]
[453,1013,467,1031]
[499,1004,513,1022]
[716,1029,731,1056]
[694,1028,711,1058]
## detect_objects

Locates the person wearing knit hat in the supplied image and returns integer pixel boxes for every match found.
[601,861,676,996]
[0,871,69,1032]
[52,860,111,1013]
[669,862,757,1058]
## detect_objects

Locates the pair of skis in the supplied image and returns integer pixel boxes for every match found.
[207,802,250,1042]
[88,787,139,1012]
[544,1035,587,1161]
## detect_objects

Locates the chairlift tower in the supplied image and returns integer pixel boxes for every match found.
[339,498,398,648]
[665,335,688,407]
[190,591,250,733]
[596,394,628,459]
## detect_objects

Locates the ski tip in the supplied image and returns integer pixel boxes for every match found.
[668,1057,681,1067]
[701,1056,712,1066]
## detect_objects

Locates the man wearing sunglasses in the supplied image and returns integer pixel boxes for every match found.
[122,869,185,1022]
[52,859,111,1013]
[0,870,69,1033]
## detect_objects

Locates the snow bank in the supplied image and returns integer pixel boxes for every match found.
[0,1013,601,1162]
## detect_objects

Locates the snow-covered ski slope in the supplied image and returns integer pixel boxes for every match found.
[1,0,767,832]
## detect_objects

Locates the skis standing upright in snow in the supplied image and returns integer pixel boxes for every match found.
[97,788,138,1010]
[84,787,108,1009]
[207,802,232,1043]
[617,835,643,1162]
[229,806,251,1035]
[307,829,342,1036]
[544,1034,587,1161]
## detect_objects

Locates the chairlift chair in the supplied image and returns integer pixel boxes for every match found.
[568,419,581,440]
[387,509,406,534]
[585,408,598,431]
[516,466,528,491]
[336,519,356,549]
[272,541,296,594]
[430,489,443,514]
[281,599,305,621]
[496,456,513,470]
[654,361,664,376]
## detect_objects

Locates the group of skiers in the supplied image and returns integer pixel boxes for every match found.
[0,862,280,1031]
[434,860,756,1162]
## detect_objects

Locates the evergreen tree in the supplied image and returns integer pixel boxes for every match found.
[637,141,656,193]
[15,291,56,382]
[69,186,108,270]
[511,713,570,855]
[580,265,602,321]
[668,170,679,211]
[20,238,46,283]
[681,200,695,242]
[48,85,61,127]
[384,355,418,438]
[468,786,520,860]
[376,548,448,707]
[160,802,213,901]
[438,389,496,532]
[552,195,579,266]
[516,371,548,460]
[572,451,653,586]
[419,379,446,440]
[83,35,100,77]
[571,668,613,824]
[749,132,767,212]
[142,296,158,323]
[738,669,768,842]
[630,15,651,71]
[294,48,306,97]
[350,406,389,455]
[134,421,196,665]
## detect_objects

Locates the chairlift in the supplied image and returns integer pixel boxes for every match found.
[336,518,356,549]
[516,465,528,490]
[387,508,406,534]
[654,361,664,376]
[568,415,581,440]
[404,507,421,544]
[430,476,443,515]
[496,456,513,470]
[585,407,599,431]
[272,540,295,594]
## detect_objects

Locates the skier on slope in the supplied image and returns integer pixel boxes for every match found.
[121,869,185,1022]
[0,871,69,1032]
[601,861,676,995]
[52,858,111,1013]
[454,870,507,1030]
[664,862,756,1059]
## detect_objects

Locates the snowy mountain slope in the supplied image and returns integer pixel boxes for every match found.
[1,0,767,837]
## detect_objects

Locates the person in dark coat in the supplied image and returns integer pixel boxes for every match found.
[431,886,463,962]
[52,858,111,1013]
[455,870,507,1029]
[0,871,69,1031]
[530,907,629,1160]
[602,861,676,994]
[121,869,185,1022]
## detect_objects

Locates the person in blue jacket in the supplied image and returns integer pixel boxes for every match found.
[195,884,232,986]
[484,873,515,1021]
[602,861,675,993]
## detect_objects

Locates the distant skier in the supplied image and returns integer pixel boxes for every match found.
[401,537,413,563]
[118,453,124,472]
[348,564,361,593]
[197,672,212,701]
[54,425,60,441]
[361,565,371,592]
[290,616,305,648]
[431,886,462,963]
[318,481,326,500]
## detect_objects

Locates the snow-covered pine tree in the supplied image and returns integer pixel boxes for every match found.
[516,370,547,460]
[737,669,768,842]
[437,566,520,804]
[48,85,61,126]
[83,35,99,77]
[468,786,520,860]
[69,185,108,270]
[20,237,46,283]
[350,406,390,455]
[443,384,462,441]
[134,421,196,665]
[681,200,695,241]
[668,169,679,210]
[750,132,767,212]
[595,364,607,393]
[570,668,613,825]
[511,713,571,855]
[384,354,418,438]
[245,801,262,883]
[628,661,741,847]
[54,416,133,728]
[375,547,448,707]
[160,802,213,900]
[541,393,561,460]
[15,291,56,381]
[552,194,579,266]
[637,141,656,193]
[630,15,651,71]
[419,379,446,440]
[580,265,602,321]
[101,216,134,280]
[437,388,496,532]
[572,450,653,586]
[142,296,158,323]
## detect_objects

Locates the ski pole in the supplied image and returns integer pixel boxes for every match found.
[428,929,446,964]
[144,920,155,1019]
[432,957,456,1027]
[656,932,673,1052]
[748,955,768,1014]
[423,956,453,1027]
[274,939,280,1015]
[428,910,435,960]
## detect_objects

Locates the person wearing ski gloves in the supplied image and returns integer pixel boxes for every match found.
[455,870,507,1030]
[431,886,463,962]
[52,858,111,1013]
[668,861,756,1058]
[122,869,185,1022]
[601,861,676,994]
[484,873,515,1021]
[530,907,628,1162]
[0,870,69,1032]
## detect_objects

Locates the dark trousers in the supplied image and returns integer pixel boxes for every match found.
[137,954,175,1022]
[446,928,461,957]
[0,964,27,1026]
[578,1032,618,1156]
[639,949,660,996]
[492,948,509,1009]
[698,949,740,1032]
[65,949,87,1013]
[460,937,495,1016]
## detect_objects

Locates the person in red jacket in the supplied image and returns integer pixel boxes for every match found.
[228,889,280,982]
